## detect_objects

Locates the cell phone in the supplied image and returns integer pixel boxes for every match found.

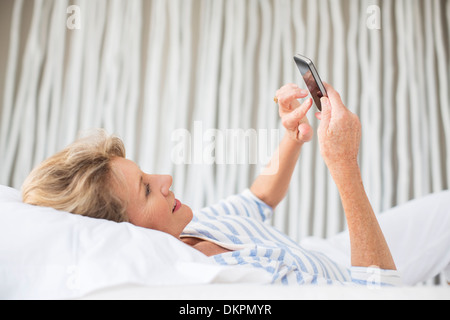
[294,54,327,111]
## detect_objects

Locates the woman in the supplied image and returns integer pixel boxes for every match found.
[22,83,450,286]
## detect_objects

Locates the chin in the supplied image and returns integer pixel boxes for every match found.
[172,205,193,238]
[183,205,194,222]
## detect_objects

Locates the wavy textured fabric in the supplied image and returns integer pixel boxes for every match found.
[0,0,448,284]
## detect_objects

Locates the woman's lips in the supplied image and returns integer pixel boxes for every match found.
[173,199,181,212]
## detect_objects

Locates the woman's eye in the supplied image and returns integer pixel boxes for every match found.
[145,184,151,197]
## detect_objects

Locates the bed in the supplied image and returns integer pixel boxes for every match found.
[80,283,450,300]
[1,185,448,300]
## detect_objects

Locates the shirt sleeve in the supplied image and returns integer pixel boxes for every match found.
[350,266,403,287]
[198,189,274,223]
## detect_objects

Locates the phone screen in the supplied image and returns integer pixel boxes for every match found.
[294,55,327,111]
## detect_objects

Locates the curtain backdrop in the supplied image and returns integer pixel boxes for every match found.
[1,0,449,283]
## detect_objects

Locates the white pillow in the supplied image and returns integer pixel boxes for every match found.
[0,185,269,299]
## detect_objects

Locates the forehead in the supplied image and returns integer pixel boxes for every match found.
[110,157,141,199]
[112,157,140,176]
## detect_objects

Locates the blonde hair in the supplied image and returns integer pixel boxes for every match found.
[22,130,129,223]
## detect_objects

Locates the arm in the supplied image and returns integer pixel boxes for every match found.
[250,133,303,209]
[317,84,396,270]
[250,84,313,209]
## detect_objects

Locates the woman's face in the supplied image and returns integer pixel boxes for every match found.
[111,157,193,238]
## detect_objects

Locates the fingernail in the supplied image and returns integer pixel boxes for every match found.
[301,89,309,95]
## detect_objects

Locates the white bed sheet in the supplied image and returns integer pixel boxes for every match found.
[81,283,450,300]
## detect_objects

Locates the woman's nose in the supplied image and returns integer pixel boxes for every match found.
[159,175,173,196]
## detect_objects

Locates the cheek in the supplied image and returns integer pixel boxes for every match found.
[129,201,192,237]
[145,203,170,230]
[126,202,163,230]
[127,207,148,228]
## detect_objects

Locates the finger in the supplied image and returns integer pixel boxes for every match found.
[282,98,313,128]
[279,83,299,92]
[298,122,313,142]
[277,88,308,107]
[319,97,331,123]
[323,82,346,112]
[284,99,300,113]
[278,88,309,110]
[276,83,298,98]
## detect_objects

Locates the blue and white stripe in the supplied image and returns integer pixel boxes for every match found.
[182,189,402,286]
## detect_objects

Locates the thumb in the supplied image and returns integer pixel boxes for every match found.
[320,97,331,123]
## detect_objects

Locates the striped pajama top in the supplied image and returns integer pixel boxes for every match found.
[181,189,402,286]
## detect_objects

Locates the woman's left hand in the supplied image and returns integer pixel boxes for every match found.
[275,83,314,143]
